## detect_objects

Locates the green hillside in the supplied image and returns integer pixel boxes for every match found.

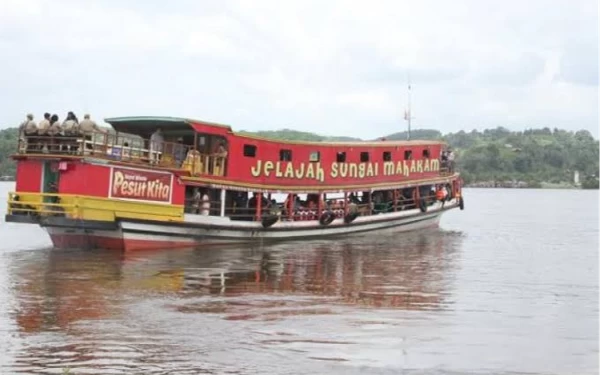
[1,126,598,188]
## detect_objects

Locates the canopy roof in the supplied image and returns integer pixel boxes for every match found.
[104,116,446,147]
[104,116,232,138]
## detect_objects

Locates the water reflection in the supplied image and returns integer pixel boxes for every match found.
[6,231,464,374]
[12,231,462,334]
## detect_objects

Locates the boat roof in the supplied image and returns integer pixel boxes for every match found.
[104,116,446,147]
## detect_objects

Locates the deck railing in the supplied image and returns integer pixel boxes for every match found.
[182,190,444,222]
[6,192,183,221]
[17,132,227,177]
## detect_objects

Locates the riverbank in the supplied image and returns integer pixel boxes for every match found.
[465,180,584,189]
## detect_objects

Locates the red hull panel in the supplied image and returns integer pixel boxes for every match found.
[49,233,197,252]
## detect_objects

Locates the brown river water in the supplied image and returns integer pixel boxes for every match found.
[0,182,597,374]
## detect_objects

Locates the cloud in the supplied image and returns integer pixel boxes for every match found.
[0,0,597,138]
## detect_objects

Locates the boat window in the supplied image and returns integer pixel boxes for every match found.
[243,144,257,157]
[404,150,413,160]
[383,151,392,161]
[422,149,430,158]
[336,152,346,162]
[360,151,369,162]
[309,151,320,162]
[280,149,293,161]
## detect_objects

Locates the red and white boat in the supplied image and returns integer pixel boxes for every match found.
[5,116,464,251]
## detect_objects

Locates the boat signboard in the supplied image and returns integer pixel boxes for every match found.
[109,166,173,204]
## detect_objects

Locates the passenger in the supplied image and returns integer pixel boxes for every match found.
[213,141,228,175]
[67,111,79,124]
[149,128,164,164]
[79,114,107,150]
[191,188,202,214]
[19,113,37,136]
[19,114,38,153]
[435,185,446,207]
[173,137,186,167]
[47,115,62,135]
[200,190,211,215]
[447,149,455,172]
[37,113,51,136]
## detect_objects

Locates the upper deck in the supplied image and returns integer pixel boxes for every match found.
[14,116,454,192]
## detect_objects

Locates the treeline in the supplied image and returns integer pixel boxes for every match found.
[1,125,598,188]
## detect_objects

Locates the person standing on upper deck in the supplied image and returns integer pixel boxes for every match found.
[447,149,455,173]
[19,114,37,136]
[19,114,38,153]
[150,128,164,164]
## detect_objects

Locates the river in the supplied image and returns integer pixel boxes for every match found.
[0,182,597,374]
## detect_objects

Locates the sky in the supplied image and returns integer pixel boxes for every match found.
[0,0,598,138]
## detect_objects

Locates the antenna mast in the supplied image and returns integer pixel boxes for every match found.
[404,79,414,140]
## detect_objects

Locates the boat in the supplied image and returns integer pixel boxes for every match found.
[4,115,464,251]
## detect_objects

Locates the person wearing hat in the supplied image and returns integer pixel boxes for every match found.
[18,114,38,152]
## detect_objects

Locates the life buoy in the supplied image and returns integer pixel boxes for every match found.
[419,198,427,213]
[319,211,335,226]
[343,211,359,224]
[459,196,465,210]
[261,214,279,228]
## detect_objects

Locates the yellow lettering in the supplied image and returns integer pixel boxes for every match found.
[358,163,366,178]
[264,161,274,177]
[340,163,348,177]
[395,161,403,175]
[430,159,440,172]
[349,164,358,178]
[424,159,430,172]
[285,163,294,178]
[383,161,394,176]
[330,162,338,178]
[294,163,305,179]
[417,159,423,173]
[316,163,325,182]
[251,160,262,177]
[112,171,124,195]
[306,163,315,179]
[275,161,283,177]
[366,163,374,177]
[403,160,410,176]
[410,160,416,173]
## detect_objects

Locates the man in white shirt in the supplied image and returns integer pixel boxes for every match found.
[149,128,164,164]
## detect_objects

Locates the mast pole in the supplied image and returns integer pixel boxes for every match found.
[406,79,413,141]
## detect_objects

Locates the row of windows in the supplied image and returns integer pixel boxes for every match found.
[243,144,431,162]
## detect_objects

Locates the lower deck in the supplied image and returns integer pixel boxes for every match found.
[6,199,458,251]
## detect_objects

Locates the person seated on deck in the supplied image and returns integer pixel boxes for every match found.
[61,113,79,154]
[435,185,448,207]
[79,114,107,150]
[42,114,62,152]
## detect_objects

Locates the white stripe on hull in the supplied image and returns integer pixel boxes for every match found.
[44,201,457,250]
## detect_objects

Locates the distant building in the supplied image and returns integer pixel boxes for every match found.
[574,170,581,186]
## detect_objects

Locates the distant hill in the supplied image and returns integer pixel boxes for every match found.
[238,128,361,142]
[1,125,598,188]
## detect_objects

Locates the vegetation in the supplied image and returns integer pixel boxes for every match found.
[1,125,598,188]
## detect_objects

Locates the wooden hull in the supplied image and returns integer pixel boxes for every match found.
[40,201,456,251]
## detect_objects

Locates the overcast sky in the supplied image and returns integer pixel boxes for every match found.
[0,0,597,138]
